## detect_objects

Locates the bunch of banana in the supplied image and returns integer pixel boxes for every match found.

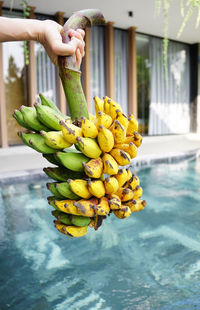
[13,93,146,238]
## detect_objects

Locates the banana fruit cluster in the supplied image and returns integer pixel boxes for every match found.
[13,94,146,238]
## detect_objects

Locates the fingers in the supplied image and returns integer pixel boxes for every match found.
[76,48,81,69]
[68,28,85,40]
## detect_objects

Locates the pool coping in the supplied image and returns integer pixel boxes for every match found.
[0,148,200,185]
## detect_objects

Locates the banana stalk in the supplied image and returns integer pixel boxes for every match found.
[58,9,105,121]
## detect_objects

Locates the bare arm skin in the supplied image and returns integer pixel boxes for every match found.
[0,17,85,67]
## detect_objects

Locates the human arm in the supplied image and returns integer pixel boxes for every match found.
[0,17,85,67]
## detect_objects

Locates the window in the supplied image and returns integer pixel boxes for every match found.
[2,10,28,145]
[114,28,128,115]
[90,26,106,113]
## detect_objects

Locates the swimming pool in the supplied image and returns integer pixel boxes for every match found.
[0,158,200,310]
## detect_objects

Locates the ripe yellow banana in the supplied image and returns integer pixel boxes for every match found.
[73,199,97,217]
[94,96,104,115]
[102,153,119,175]
[126,199,147,212]
[82,157,103,178]
[108,99,123,120]
[129,175,140,190]
[54,199,80,215]
[60,121,82,144]
[68,179,91,199]
[109,120,126,144]
[89,113,96,123]
[94,197,110,215]
[103,96,111,114]
[126,115,138,136]
[116,110,129,130]
[110,148,131,166]
[133,186,143,200]
[124,132,142,147]
[97,125,114,152]
[108,194,121,210]
[96,111,113,129]
[114,142,137,159]
[104,177,119,195]
[115,187,134,202]
[76,136,102,158]
[54,220,88,237]
[126,169,133,181]
[87,179,105,198]
[40,130,72,149]
[114,169,129,187]
[80,117,98,138]
[113,206,131,219]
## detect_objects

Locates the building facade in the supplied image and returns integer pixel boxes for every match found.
[0,4,197,148]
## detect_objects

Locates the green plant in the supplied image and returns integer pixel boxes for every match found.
[20,0,30,65]
[155,0,200,80]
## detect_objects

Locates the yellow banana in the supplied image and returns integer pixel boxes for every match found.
[87,179,105,198]
[80,117,98,138]
[54,220,88,237]
[133,186,143,200]
[94,96,104,115]
[109,120,126,144]
[103,96,111,114]
[54,199,80,215]
[102,153,119,175]
[108,99,123,120]
[94,197,110,215]
[108,194,121,210]
[116,110,129,130]
[114,169,129,187]
[68,179,91,199]
[126,168,133,181]
[115,187,134,202]
[40,130,72,149]
[97,125,114,152]
[129,175,140,190]
[126,199,147,212]
[114,142,137,159]
[124,132,143,147]
[82,157,103,178]
[113,206,131,219]
[96,111,113,129]
[104,177,119,195]
[76,136,102,158]
[89,113,96,123]
[60,121,82,144]
[73,199,97,217]
[126,115,138,136]
[110,148,131,166]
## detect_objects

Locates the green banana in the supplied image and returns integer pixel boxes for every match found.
[40,130,72,149]
[34,102,65,130]
[52,210,91,227]
[39,93,64,116]
[18,132,58,154]
[56,182,80,199]
[43,166,85,181]
[70,214,91,227]
[46,182,65,199]
[13,109,32,130]
[19,105,49,131]
[47,196,59,210]
[52,210,72,225]
[55,151,90,172]
[42,153,61,166]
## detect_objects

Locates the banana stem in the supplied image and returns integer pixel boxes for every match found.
[58,9,105,121]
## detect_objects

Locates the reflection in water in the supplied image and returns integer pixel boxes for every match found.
[0,159,200,309]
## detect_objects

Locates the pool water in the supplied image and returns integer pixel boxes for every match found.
[0,159,200,310]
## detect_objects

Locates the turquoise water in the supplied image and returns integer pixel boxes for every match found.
[0,159,200,310]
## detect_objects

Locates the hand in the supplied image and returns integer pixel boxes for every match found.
[38,20,85,68]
